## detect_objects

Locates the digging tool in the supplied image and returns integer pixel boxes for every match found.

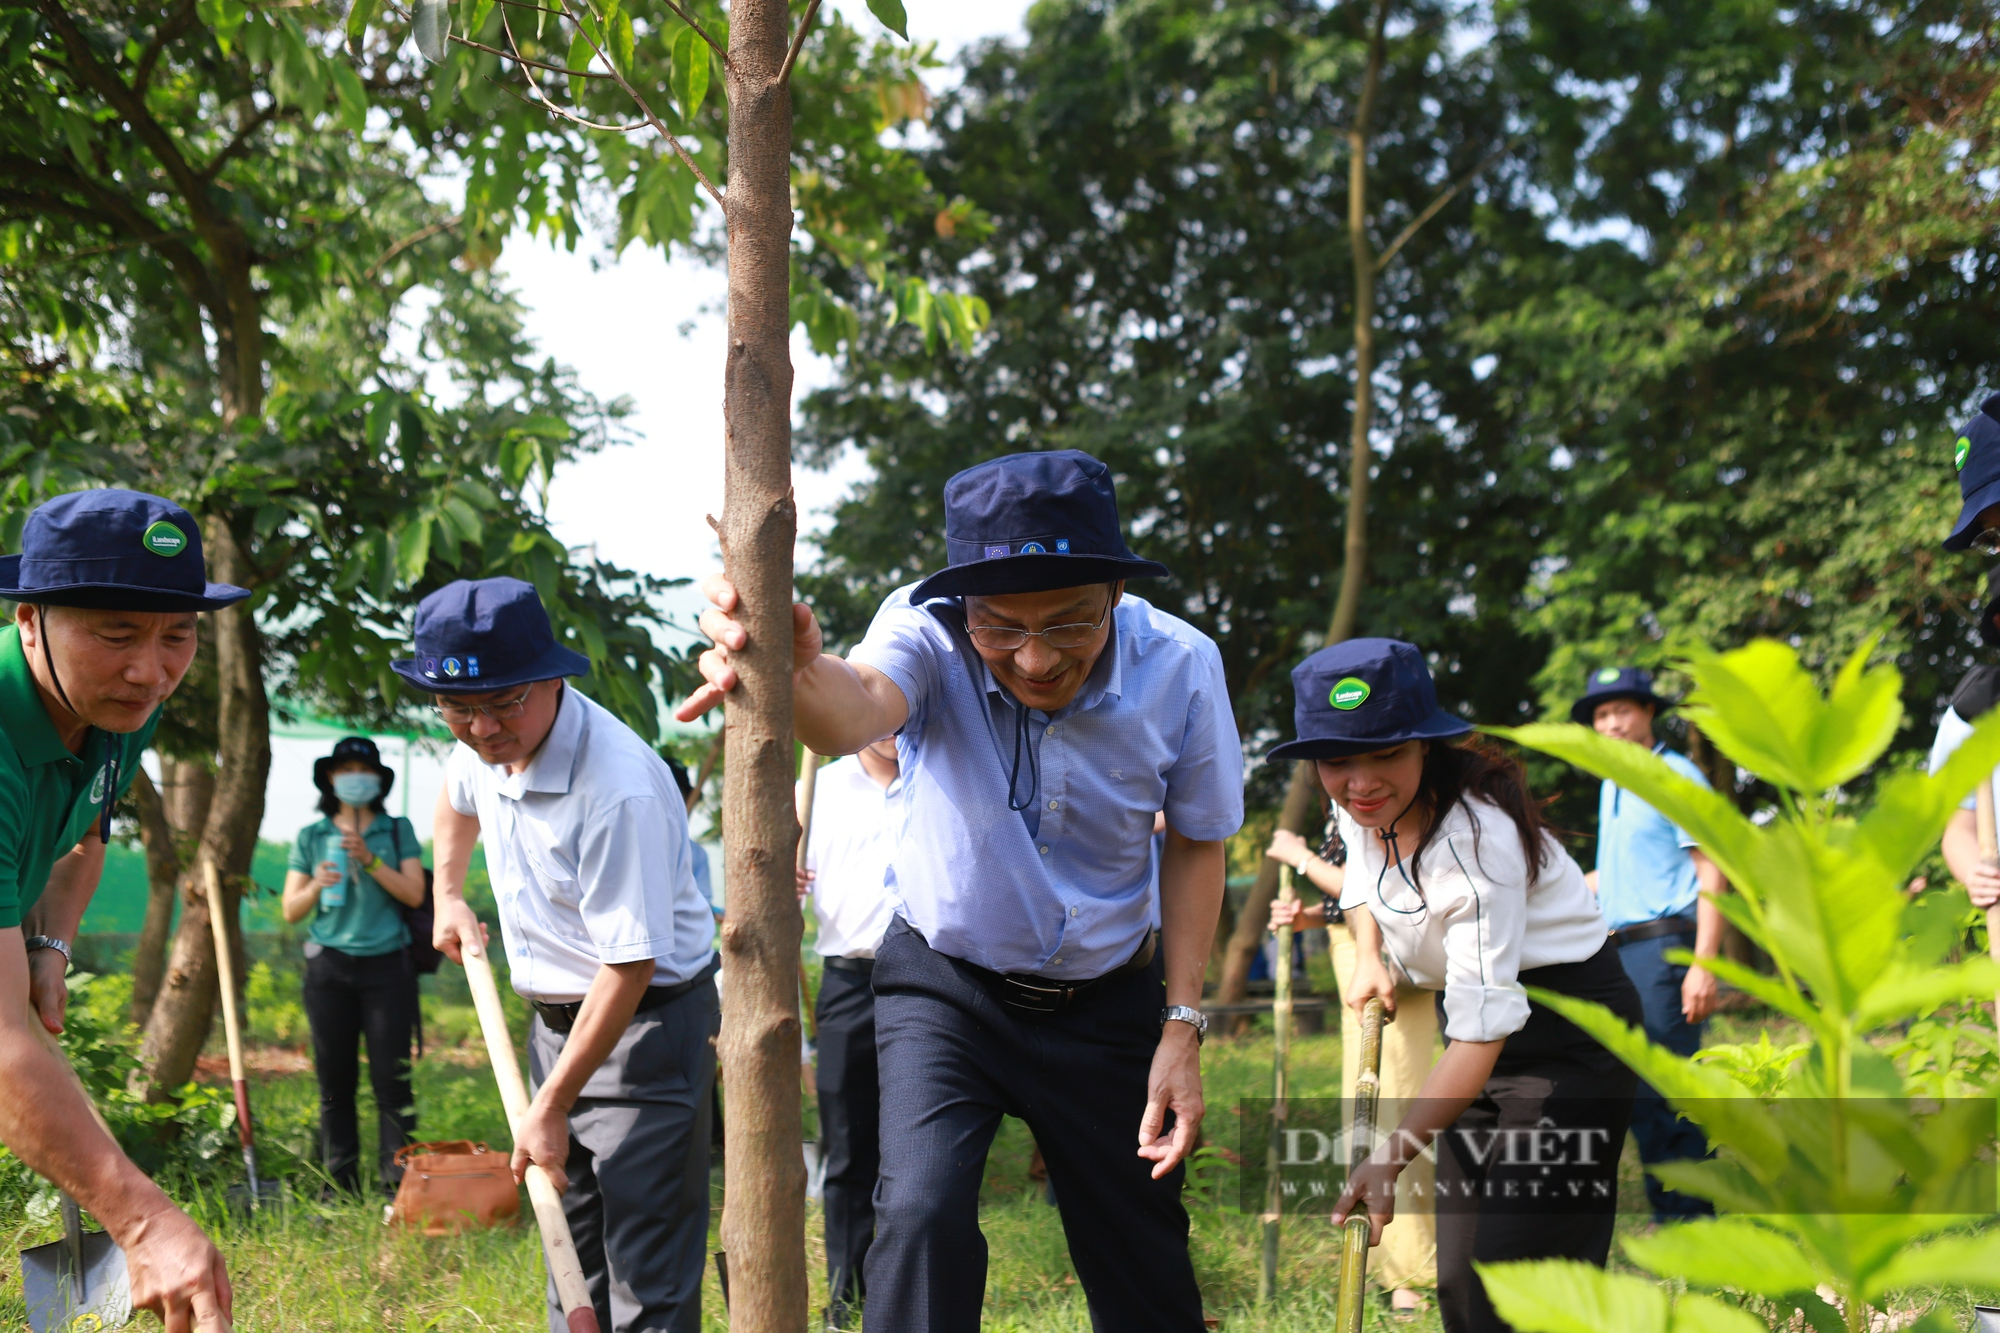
[1334,996,1388,1333]
[1258,863,1299,1303]
[18,1002,132,1331]
[1979,777,2000,1023]
[461,940,602,1333]
[202,863,279,1213]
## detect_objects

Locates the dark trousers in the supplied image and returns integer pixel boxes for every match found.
[1434,942,1642,1333]
[816,963,879,1321]
[1616,932,1715,1220]
[302,946,418,1195]
[527,978,717,1333]
[864,917,1203,1333]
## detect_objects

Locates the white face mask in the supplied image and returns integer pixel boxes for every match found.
[331,772,383,806]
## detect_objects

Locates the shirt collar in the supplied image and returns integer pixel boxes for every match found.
[0,625,83,768]
[497,685,583,798]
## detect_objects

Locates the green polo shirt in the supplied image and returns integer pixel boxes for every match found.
[286,812,418,956]
[0,624,159,930]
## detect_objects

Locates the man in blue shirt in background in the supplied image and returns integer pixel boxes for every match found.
[682,450,1242,1333]
[1573,666,1727,1222]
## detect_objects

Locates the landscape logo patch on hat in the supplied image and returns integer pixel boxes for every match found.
[1329,677,1372,710]
[1958,435,1973,471]
[89,765,107,805]
[1595,666,1621,683]
[141,520,188,557]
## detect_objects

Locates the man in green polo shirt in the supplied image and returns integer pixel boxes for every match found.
[0,488,249,1332]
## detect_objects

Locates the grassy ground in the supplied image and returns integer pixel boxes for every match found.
[6,974,1998,1329]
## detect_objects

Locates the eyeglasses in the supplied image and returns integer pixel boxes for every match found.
[431,689,535,725]
[1973,528,2000,556]
[967,597,1115,652]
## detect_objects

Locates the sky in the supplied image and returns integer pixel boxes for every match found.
[257,0,1031,844]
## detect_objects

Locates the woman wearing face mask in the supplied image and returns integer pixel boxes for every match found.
[281,736,428,1198]
[1272,641,1642,1333]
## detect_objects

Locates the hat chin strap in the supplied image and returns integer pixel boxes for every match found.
[36,606,82,722]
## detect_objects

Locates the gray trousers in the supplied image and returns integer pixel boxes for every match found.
[527,978,718,1333]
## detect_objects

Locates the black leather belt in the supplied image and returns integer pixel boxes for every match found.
[823,956,874,975]
[531,955,718,1035]
[1610,915,1697,948]
[971,932,1158,1015]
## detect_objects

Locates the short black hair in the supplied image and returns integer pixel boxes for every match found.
[664,755,695,802]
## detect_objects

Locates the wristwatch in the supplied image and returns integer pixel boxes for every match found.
[1162,1004,1208,1044]
[24,935,71,971]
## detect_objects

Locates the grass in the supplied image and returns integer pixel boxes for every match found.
[7,969,1999,1329]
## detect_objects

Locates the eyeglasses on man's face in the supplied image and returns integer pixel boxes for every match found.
[966,596,1115,652]
[431,689,535,725]
[1973,527,2000,556]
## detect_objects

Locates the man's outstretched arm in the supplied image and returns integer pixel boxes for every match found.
[676,574,909,756]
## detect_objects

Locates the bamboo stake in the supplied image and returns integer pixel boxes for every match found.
[1258,864,1298,1303]
[1335,997,1388,1332]
[202,861,261,1208]
[461,945,601,1333]
[796,748,821,1043]
[1978,777,2000,1022]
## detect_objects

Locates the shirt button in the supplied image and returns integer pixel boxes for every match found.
[1048,799,1059,810]
[1068,906,1079,917]
[1051,956,1061,964]
[1046,725,1058,736]
[1039,845,1050,855]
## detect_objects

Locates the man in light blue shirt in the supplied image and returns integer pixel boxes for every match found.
[1573,666,1726,1222]
[682,450,1241,1333]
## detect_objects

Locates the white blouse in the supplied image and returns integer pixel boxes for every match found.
[1335,795,1608,1043]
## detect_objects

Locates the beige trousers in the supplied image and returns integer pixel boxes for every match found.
[1328,920,1440,1291]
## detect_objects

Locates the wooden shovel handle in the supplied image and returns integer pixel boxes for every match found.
[462,946,601,1333]
[1978,780,2000,1017]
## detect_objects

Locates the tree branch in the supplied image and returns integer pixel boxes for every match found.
[200,103,289,182]
[490,74,649,132]
[363,216,460,280]
[777,0,822,87]
[452,32,613,79]
[1372,138,1514,273]
[659,0,731,69]
[550,0,724,206]
[135,0,201,92]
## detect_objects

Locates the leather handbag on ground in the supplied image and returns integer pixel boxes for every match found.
[389,1141,520,1235]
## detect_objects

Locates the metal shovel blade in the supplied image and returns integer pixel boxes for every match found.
[20,1217,131,1332]
[1975,1307,2000,1333]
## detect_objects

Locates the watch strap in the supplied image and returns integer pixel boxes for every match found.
[1161,1004,1207,1043]
[25,935,72,969]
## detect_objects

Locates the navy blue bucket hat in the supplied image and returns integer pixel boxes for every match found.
[390,577,590,694]
[1267,638,1473,762]
[0,489,251,612]
[312,735,395,800]
[909,450,1170,601]
[1942,392,2000,552]
[1569,665,1673,725]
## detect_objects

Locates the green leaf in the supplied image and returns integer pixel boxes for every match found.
[1621,1218,1823,1297]
[865,0,908,40]
[567,25,593,103]
[1478,1260,1770,1333]
[197,0,248,55]
[671,23,708,122]
[345,0,380,49]
[329,58,367,133]
[1679,635,1901,794]
[412,0,448,64]
[1866,1227,2000,1296]
[395,517,432,584]
[601,0,632,73]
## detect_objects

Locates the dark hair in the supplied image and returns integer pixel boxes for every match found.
[318,759,389,818]
[1402,737,1554,889]
[664,755,695,802]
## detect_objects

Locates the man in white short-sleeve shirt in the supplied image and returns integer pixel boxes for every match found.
[681,450,1243,1333]
[407,577,717,1333]
[1934,395,2000,911]
[796,738,902,1327]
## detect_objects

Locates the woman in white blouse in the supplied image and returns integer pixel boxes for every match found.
[1267,638,1642,1333]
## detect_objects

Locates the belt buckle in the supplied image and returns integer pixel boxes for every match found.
[999,975,1068,1014]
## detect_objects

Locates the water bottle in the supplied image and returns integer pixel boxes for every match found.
[321,831,349,908]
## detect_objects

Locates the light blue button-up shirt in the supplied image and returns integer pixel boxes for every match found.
[1594,742,1709,931]
[852,586,1244,980]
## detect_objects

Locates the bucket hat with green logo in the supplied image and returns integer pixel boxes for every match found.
[0,489,251,611]
[1267,638,1472,761]
[1568,664,1673,726]
[1942,392,2000,552]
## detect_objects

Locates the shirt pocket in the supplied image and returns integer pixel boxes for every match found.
[514,816,588,927]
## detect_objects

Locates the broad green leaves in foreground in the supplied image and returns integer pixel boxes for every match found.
[1490,637,2000,1333]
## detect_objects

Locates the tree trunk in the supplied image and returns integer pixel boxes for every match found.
[1213,0,1393,1027]
[714,4,809,1329]
[127,767,182,1028]
[136,517,269,1098]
